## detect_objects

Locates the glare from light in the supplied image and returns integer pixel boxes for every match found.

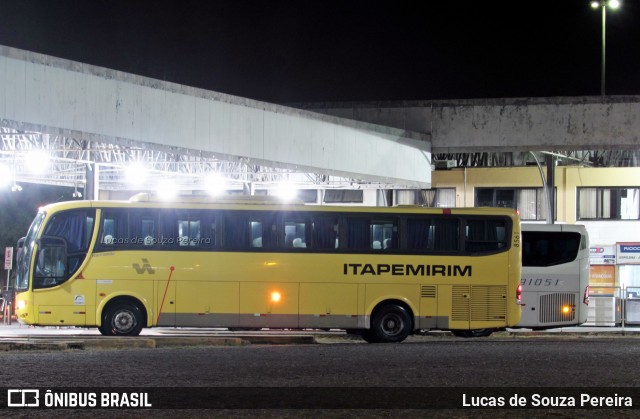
[156,179,178,200]
[271,291,282,303]
[26,150,50,174]
[0,165,10,188]
[274,181,297,201]
[592,1,621,9]
[11,183,22,192]
[205,173,227,196]
[125,162,148,186]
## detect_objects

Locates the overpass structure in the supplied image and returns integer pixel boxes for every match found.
[1,45,640,199]
[298,96,640,167]
[0,46,430,197]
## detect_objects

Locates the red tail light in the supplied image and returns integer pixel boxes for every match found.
[583,285,590,305]
[517,284,523,303]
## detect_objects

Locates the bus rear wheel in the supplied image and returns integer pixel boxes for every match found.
[99,301,144,336]
[451,328,493,338]
[366,304,412,343]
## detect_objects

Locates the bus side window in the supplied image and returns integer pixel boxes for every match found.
[406,219,431,250]
[128,209,156,248]
[465,219,506,252]
[371,221,396,250]
[347,218,369,250]
[251,221,263,248]
[207,216,217,248]
[100,210,127,246]
[223,213,249,249]
[284,219,307,248]
[178,216,202,247]
[141,217,156,246]
[311,216,339,250]
[432,218,459,251]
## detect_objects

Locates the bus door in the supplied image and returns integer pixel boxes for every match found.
[33,237,90,326]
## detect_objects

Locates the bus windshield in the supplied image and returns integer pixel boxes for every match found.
[15,212,46,291]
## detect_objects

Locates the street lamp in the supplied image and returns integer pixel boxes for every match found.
[591,0,620,96]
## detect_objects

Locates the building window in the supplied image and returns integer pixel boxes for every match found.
[323,190,363,203]
[396,189,456,207]
[578,187,640,220]
[475,187,553,221]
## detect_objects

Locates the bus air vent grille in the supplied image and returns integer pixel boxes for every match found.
[470,286,507,321]
[539,293,576,323]
[421,285,436,298]
[452,286,470,321]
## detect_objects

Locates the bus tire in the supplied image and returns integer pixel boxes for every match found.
[99,300,144,336]
[367,304,412,343]
[451,328,493,338]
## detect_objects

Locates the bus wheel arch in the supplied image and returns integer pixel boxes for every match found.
[365,300,415,343]
[99,297,147,336]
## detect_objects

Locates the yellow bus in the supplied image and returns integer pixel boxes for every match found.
[14,194,521,343]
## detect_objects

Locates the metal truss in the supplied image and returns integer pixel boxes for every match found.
[0,126,397,192]
[433,150,640,168]
[4,125,636,194]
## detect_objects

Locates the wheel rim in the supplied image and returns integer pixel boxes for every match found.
[112,309,136,334]
[380,312,404,337]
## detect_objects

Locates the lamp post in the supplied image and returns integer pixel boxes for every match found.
[591,0,620,96]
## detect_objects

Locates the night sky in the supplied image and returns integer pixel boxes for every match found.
[0,0,639,103]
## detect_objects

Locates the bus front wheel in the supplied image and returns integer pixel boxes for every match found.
[99,301,144,336]
[366,304,412,343]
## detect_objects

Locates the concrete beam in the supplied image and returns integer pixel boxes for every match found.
[431,97,640,153]
[297,96,640,153]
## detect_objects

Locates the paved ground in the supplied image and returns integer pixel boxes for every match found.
[2,319,640,351]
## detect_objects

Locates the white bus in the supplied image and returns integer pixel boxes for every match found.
[516,223,590,329]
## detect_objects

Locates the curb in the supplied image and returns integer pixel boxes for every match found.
[0,335,314,351]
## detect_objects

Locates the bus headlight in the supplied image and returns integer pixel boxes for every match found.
[16,299,26,310]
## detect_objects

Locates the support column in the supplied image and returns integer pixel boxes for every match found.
[546,155,555,224]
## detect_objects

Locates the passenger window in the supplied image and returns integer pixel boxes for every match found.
[311,217,339,249]
[407,217,459,252]
[285,219,307,248]
[178,219,201,246]
[347,218,369,249]
[465,219,507,252]
[223,213,249,248]
[371,221,396,250]
[251,221,263,248]
[432,219,459,251]
[406,219,431,250]
[100,211,128,246]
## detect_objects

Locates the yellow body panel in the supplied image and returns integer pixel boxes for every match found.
[14,198,521,332]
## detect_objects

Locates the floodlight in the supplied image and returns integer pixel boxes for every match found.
[205,173,227,196]
[125,162,148,186]
[26,150,50,174]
